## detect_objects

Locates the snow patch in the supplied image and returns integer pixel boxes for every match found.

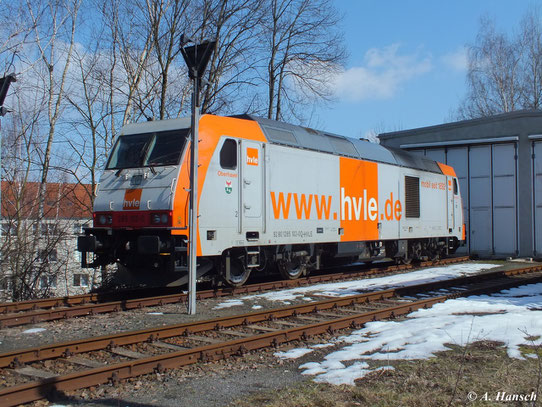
[23,328,46,334]
[311,343,335,349]
[213,299,244,309]
[296,282,542,385]
[214,263,498,309]
[274,348,314,359]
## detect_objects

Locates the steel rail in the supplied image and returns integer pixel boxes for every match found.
[0,268,540,406]
[0,256,470,328]
[1,262,539,369]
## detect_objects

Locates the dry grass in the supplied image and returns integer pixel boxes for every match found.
[230,341,541,407]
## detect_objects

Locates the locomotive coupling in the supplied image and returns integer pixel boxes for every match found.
[138,236,162,254]
[77,235,97,252]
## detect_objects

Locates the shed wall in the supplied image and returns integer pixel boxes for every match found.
[379,110,542,258]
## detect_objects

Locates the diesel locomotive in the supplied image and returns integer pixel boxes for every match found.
[77,114,465,287]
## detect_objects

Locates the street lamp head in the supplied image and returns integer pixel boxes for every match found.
[180,34,194,47]
[180,38,216,81]
[0,73,16,110]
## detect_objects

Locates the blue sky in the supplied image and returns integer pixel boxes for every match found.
[313,0,542,139]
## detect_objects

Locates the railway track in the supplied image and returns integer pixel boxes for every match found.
[0,262,541,405]
[0,256,469,328]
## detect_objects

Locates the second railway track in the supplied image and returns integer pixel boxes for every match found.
[0,256,469,328]
[0,262,541,405]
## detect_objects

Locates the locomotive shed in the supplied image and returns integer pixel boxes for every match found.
[379,109,542,259]
[0,259,540,406]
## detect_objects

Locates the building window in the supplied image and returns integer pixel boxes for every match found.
[1,222,17,236]
[0,277,12,291]
[41,223,59,236]
[73,223,82,235]
[39,275,57,289]
[73,274,89,287]
[38,249,58,263]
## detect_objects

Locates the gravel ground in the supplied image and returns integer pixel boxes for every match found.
[0,259,536,406]
[41,345,325,407]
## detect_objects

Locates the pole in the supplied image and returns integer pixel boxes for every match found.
[187,76,199,315]
[0,74,18,238]
[180,37,215,315]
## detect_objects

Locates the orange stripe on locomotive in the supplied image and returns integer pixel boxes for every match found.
[171,115,267,256]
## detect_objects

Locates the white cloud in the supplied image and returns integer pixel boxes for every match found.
[333,44,432,102]
[441,47,468,72]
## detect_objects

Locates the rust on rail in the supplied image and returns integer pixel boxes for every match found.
[0,256,470,328]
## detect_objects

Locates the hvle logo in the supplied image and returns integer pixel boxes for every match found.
[246,148,259,166]
[123,188,142,210]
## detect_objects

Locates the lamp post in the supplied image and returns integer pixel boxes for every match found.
[180,36,215,315]
[0,74,17,236]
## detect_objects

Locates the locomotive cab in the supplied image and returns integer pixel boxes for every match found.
[77,118,198,286]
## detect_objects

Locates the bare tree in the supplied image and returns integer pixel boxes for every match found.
[26,0,81,218]
[458,9,542,119]
[1,101,82,300]
[0,1,35,74]
[148,0,191,119]
[195,0,264,115]
[258,0,346,122]
[519,9,542,110]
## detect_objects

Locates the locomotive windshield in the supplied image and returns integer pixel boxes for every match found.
[106,129,189,170]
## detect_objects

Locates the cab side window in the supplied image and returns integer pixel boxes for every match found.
[220,139,237,169]
[453,178,458,195]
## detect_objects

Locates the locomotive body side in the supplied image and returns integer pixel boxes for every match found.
[198,126,463,255]
[78,114,464,287]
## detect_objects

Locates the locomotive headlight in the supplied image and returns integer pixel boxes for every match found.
[152,214,161,224]
[161,214,168,224]
[106,215,113,225]
[99,215,107,225]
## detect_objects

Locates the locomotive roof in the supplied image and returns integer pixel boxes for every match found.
[236,115,442,174]
[119,115,443,174]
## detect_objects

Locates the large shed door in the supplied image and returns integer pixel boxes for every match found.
[446,147,469,254]
[469,145,492,255]
[492,143,517,255]
[534,141,542,256]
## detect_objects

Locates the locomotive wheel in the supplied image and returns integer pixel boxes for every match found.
[278,258,305,280]
[400,256,412,265]
[411,241,422,261]
[223,255,251,287]
[428,243,440,261]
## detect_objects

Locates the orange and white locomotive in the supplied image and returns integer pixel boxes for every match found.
[77,114,465,286]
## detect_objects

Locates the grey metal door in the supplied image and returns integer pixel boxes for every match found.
[469,145,492,255]
[446,147,469,254]
[534,142,542,256]
[492,143,517,255]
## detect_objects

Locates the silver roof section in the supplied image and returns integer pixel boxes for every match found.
[120,117,191,135]
[236,115,442,173]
